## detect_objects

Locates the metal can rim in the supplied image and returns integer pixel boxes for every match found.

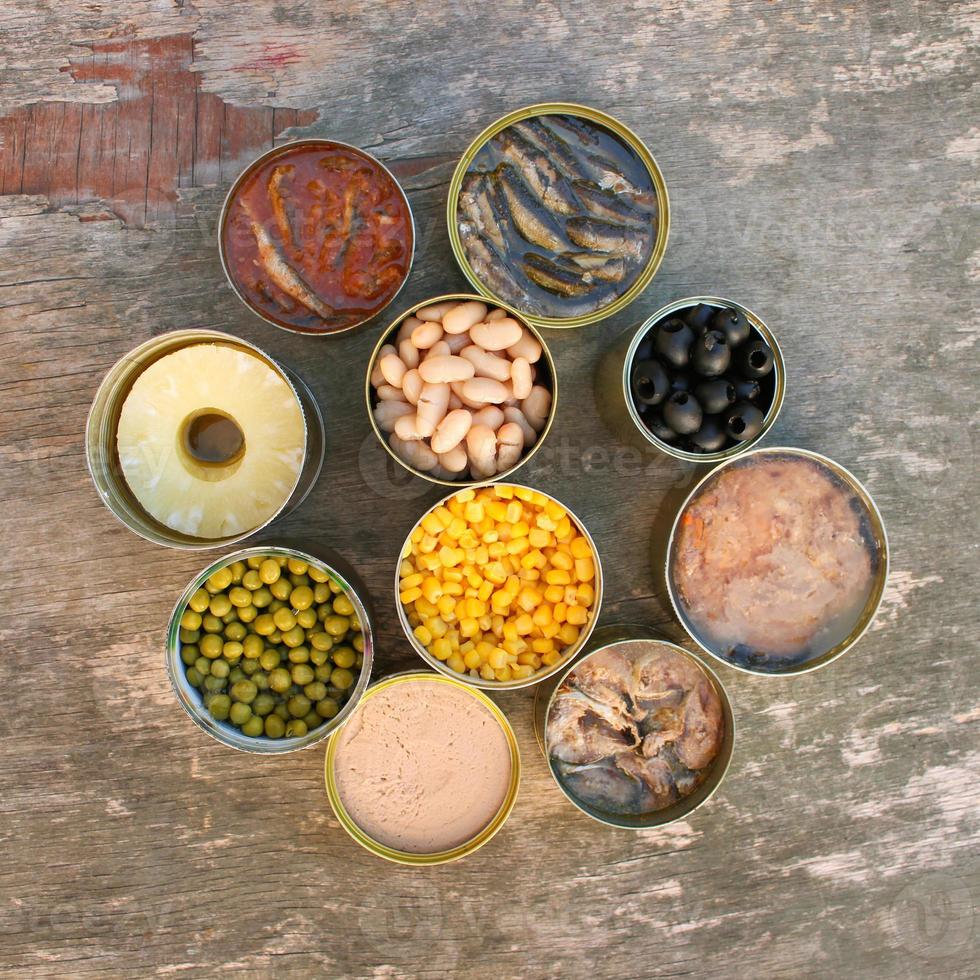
[217,138,416,337]
[446,102,670,330]
[364,293,559,487]
[394,481,603,690]
[664,446,890,676]
[85,328,321,550]
[324,670,521,865]
[622,295,786,462]
[165,544,375,754]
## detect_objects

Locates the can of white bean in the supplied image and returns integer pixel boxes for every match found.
[365,293,558,486]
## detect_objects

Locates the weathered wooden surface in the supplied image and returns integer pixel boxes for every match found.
[0,1,977,976]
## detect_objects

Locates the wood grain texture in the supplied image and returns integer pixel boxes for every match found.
[0,1,977,977]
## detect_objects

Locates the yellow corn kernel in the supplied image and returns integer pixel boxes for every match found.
[504,575,522,596]
[458,530,479,550]
[541,650,561,666]
[570,536,592,559]
[418,552,441,572]
[515,613,535,636]
[544,584,565,604]
[528,527,551,549]
[503,500,521,524]
[487,541,507,559]
[439,546,461,567]
[510,664,533,680]
[502,638,526,657]
[559,623,580,646]
[480,663,495,681]
[419,533,439,554]
[574,557,595,582]
[491,591,512,613]
[511,520,530,537]
[463,649,482,670]
[577,583,595,607]
[536,514,557,533]
[564,585,579,606]
[464,501,485,523]
[442,581,463,596]
[410,527,424,544]
[415,597,438,618]
[490,614,505,636]
[532,637,554,654]
[481,561,505,585]
[481,529,499,544]
[487,647,507,669]
[518,588,542,612]
[447,652,466,674]
[505,536,529,556]
[477,579,494,601]
[555,516,572,541]
[544,499,565,521]
[456,488,476,503]
[532,604,552,627]
[443,567,464,583]
[461,598,482,618]
[517,652,542,668]
[553,602,568,624]
[459,617,480,638]
[431,638,452,661]
[566,605,589,626]
[444,517,465,539]
[399,558,415,576]
[494,665,513,681]
[545,569,571,586]
[434,506,453,528]
[514,486,535,501]
[493,484,515,499]
[426,617,449,638]
[541,620,561,639]
[486,500,508,522]
[459,639,475,655]
[421,577,443,603]
[437,594,456,617]
[477,613,492,631]
[421,513,442,536]
[399,587,422,604]
[502,621,519,642]
[550,550,573,571]
[413,625,433,646]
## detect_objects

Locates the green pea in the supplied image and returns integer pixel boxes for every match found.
[180,609,203,632]
[287,694,311,718]
[355,654,364,668]
[304,682,327,702]
[252,588,273,609]
[180,645,199,666]
[207,568,233,592]
[252,671,270,691]
[281,625,306,648]
[308,564,329,584]
[314,583,330,604]
[267,630,283,645]
[269,668,292,693]
[238,605,257,624]
[310,647,329,666]
[204,674,226,693]
[352,634,365,653]
[270,577,293,601]
[291,586,314,611]
[285,719,308,738]
[274,704,290,721]
[288,646,310,664]
[222,609,239,624]
[290,664,314,686]
[201,615,223,634]
[223,641,244,661]
[331,647,356,669]
[185,667,203,687]
[207,693,231,720]
[229,561,247,583]
[230,680,257,704]
[328,580,342,595]
[241,658,261,676]
[316,698,339,719]
[264,714,286,738]
[287,557,309,576]
[324,616,350,637]
[229,667,246,684]
[297,608,318,630]
[268,599,285,613]
[259,558,281,584]
[188,588,211,613]
[224,621,247,642]
[243,634,264,659]
[243,569,263,590]
[246,556,263,569]
[333,594,355,617]
[259,649,281,671]
[199,634,223,659]
[209,593,232,617]
[273,607,296,632]
[210,659,230,679]
[193,656,211,676]
[314,664,332,683]
[303,710,321,729]
[252,693,275,717]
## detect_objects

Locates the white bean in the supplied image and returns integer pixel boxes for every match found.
[416,301,456,322]
[380,353,407,388]
[394,413,426,442]
[495,421,525,473]
[371,344,396,387]
[419,355,475,384]
[411,320,443,349]
[470,406,505,430]
[510,357,533,399]
[451,381,486,409]
[425,340,451,360]
[402,369,423,405]
[374,400,414,433]
[444,331,470,354]
[431,408,473,455]
[448,392,463,410]
[390,434,437,471]
[398,339,420,369]
[485,307,508,321]
[438,445,468,473]
[442,301,488,335]
[460,345,512,383]
[465,424,497,476]
[469,318,523,351]
[397,317,422,343]
[506,327,543,363]
[376,384,407,401]
[461,376,510,404]
[521,385,552,431]
[416,382,451,436]
[503,406,537,447]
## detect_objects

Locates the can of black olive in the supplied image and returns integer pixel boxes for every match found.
[447,103,670,329]
[597,295,786,463]
[532,623,735,830]
[166,542,375,754]
[86,329,324,549]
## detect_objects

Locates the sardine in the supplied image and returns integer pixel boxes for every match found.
[512,118,582,180]
[267,165,296,250]
[458,221,544,315]
[458,172,507,250]
[521,252,592,297]
[494,128,580,216]
[242,200,334,321]
[547,113,603,147]
[494,164,569,252]
[558,251,627,283]
[566,215,649,260]
[571,178,646,226]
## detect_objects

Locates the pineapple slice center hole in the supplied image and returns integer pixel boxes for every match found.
[181,408,246,467]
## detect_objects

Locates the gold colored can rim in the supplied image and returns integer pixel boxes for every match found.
[364,293,559,487]
[664,446,890,676]
[324,671,521,865]
[446,102,670,330]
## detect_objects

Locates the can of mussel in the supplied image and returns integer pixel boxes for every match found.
[166,542,375,754]
[597,295,786,463]
[447,103,670,330]
[665,447,889,676]
[86,329,324,549]
[324,671,521,865]
[533,623,735,830]
[365,293,558,486]
[218,138,415,336]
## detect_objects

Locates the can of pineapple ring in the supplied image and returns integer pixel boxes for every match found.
[85,329,324,550]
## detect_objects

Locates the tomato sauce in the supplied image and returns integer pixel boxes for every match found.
[222,141,413,333]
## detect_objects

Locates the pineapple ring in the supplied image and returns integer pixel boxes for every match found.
[116,344,306,538]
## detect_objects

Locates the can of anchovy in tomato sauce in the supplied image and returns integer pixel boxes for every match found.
[325,671,521,865]
[86,329,325,550]
[665,447,889,677]
[166,541,375,754]
[596,295,786,463]
[447,103,670,330]
[533,623,735,830]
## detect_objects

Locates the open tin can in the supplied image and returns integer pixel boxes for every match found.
[597,295,786,462]
[666,447,889,676]
[218,138,415,336]
[395,482,603,690]
[533,623,735,830]
[365,293,558,486]
[166,542,375,753]
[86,329,324,550]
[324,671,521,865]
[447,103,670,329]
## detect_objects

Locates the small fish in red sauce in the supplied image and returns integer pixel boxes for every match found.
[222,141,412,333]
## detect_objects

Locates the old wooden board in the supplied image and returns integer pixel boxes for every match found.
[0,1,977,976]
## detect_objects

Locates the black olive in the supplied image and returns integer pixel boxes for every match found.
[662,390,703,435]
[726,375,761,402]
[630,358,669,406]
[654,318,695,368]
[725,401,765,441]
[635,332,655,363]
[682,303,716,332]
[694,378,736,414]
[691,330,731,377]
[641,406,678,443]
[691,415,728,452]
[711,308,751,348]
[737,339,774,379]
[668,370,692,393]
